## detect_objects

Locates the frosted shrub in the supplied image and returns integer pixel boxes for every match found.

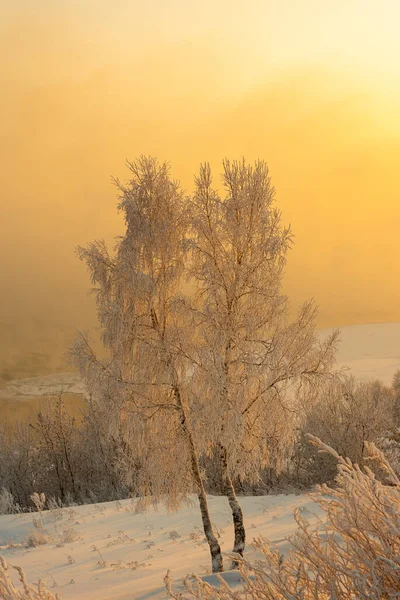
[0,555,61,599]
[377,427,400,476]
[295,377,396,487]
[25,530,51,548]
[57,527,82,544]
[47,498,64,522]
[30,492,46,513]
[30,493,46,531]
[0,489,19,515]
[168,436,400,599]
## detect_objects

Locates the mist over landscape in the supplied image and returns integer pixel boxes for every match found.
[2,2,400,599]
[2,1,400,380]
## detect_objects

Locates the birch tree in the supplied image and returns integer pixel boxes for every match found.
[71,156,337,572]
[70,157,224,572]
[186,160,338,565]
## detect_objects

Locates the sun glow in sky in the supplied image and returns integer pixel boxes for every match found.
[1,0,400,366]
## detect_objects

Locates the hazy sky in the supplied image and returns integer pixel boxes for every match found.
[2,0,400,368]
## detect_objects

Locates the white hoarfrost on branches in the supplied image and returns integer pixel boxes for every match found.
[298,375,397,485]
[70,156,224,572]
[167,436,400,599]
[70,156,338,573]
[186,159,339,563]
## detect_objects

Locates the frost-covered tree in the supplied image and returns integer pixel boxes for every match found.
[186,160,338,563]
[0,400,128,509]
[70,157,224,572]
[392,369,400,424]
[71,156,338,572]
[373,371,400,476]
[33,396,79,502]
[0,421,37,508]
[297,375,395,485]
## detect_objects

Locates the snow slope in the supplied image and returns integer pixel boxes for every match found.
[0,494,321,600]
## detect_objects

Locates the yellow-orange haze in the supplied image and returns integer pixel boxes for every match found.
[1,0,400,374]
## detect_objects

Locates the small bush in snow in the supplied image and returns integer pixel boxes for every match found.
[30,493,46,531]
[25,531,51,548]
[47,498,64,522]
[30,493,46,513]
[58,528,82,544]
[0,489,20,515]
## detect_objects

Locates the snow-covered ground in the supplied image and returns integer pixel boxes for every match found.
[0,494,321,600]
[1,323,399,403]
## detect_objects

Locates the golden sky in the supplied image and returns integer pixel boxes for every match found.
[1,0,400,369]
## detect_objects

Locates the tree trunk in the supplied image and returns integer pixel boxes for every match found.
[196,486,224,573]
[174,385,224,573]
[219,444,246,569]
[219,341,245,567]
